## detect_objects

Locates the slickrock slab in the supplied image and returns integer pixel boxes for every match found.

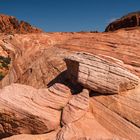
[1,45,69,89]
[61,89,89,125]
[2,130,59,140]
[90,97,140,140]
[90,85,140,130]
[65,52,140,94]
[1,28,140,88]
[0,83,71,139]
[57,112,125,140]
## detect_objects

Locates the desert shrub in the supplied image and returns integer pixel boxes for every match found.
[0,56,11,80]
[0,56,11,68]
[0,72,4,80]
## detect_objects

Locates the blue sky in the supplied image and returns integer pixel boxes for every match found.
[0,0,140,32]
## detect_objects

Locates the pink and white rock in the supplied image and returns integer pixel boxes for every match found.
[57,112,126,140]
[65,52,140,94]
[0,83,71,138]
[2,130,59,140]
[61,89,89,125]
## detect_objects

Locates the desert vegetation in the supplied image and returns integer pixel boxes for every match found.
[0,56,11,80]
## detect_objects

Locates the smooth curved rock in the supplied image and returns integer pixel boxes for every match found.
[65,52,140,94]
[1,37,69,88]
[90,85,140,128]
[90,94,140,140]
[57,113,125,140]
[0,83,71,138]
[2,130,58,140]
[61,89,89,125]
[1,28,140,88]
[0,20,140,140]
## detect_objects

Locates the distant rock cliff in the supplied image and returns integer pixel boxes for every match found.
[105,11,140,32]
[0,14,42,34]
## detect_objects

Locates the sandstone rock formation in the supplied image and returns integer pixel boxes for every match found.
[90,85,140,140]
[61,89,89,125]
[0,33,71,88]
[0,14,140,139]
[57,112,121,140]
[1,28,140,88]
[0,84,126,140]
[105,11,140,32]
[0,14,42,34]
[65,52,140,94]
[90,85,140,135]
[2,130,58,140]
[0,83,71,139]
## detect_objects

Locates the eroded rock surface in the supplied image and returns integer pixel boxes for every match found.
[57,112,122,140]
[0,14,42,34]
[61,89,89,125]
[2,130,59,140]
[65,52,140,94]
[105,11,140,32]
[0,19,140,140]
[90,92,140,140]
[0,83,71,139]
[1,28,140,88]
[0,83,127,140]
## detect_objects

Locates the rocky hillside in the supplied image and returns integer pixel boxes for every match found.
[105,11,140,31]
[0,14,140,140]
[0,14,42,81]
[0,14,42,34]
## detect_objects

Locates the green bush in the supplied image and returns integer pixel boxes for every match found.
[0,56,11,68]
[0,56,11,80]
[0,72,4,80]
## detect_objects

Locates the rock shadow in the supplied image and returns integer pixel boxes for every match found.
[89,90,114,97]
[47,70,83,95]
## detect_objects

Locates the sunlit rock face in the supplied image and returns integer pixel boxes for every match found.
[65,52,140,94]
[0,13,140,140]
[0,14,42,34]
[1,28,140,88]
[0,83,71,139]
[105,11,140,32]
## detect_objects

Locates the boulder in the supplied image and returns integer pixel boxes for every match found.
[65,52,140,94]
[0,83,71,139]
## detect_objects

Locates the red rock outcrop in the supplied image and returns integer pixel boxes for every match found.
[0,20,140,139]
[105,12,140,32]
[0,28,140,88]
[0,84,126,140]
[0,14,42,34]
[63,52,140,139]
